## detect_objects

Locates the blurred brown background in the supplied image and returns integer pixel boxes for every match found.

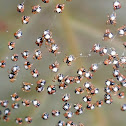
[0,0,126,126]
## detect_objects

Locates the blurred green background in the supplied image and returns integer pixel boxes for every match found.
[0,0,126,126]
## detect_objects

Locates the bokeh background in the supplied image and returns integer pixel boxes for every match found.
[0,0,126,126]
